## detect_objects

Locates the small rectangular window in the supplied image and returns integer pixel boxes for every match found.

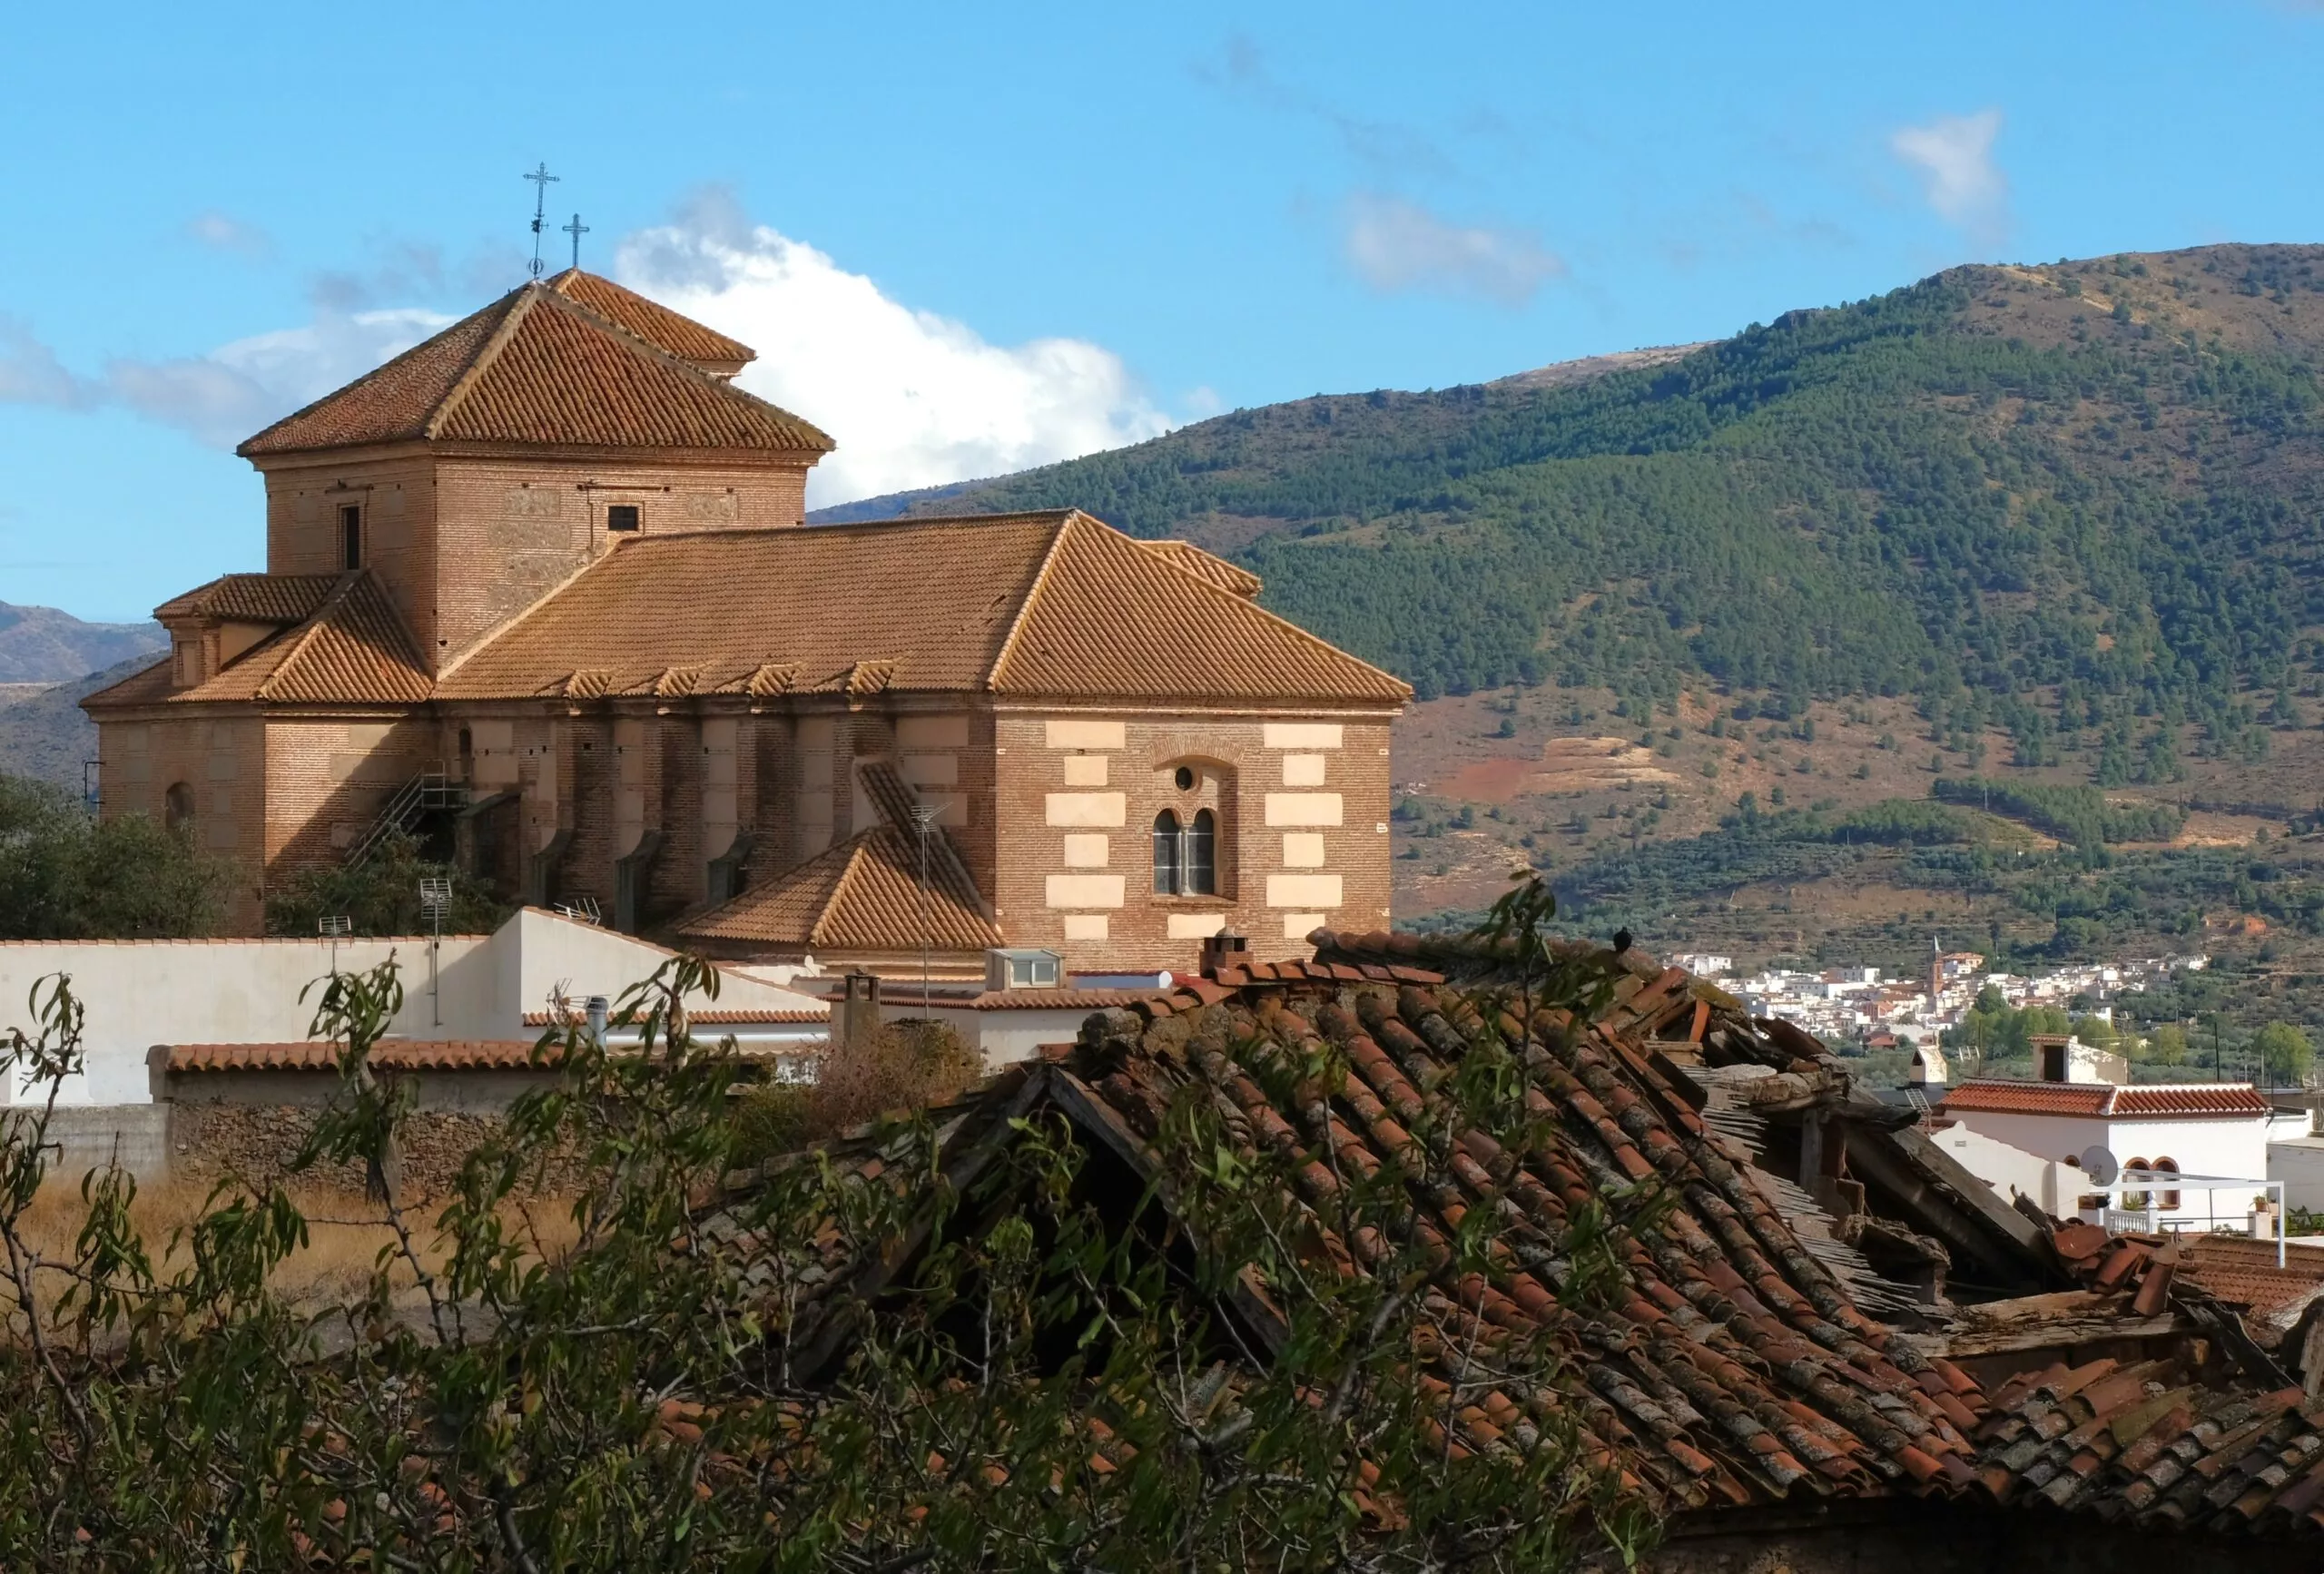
[339,504,362,570]
[606,504,642,533]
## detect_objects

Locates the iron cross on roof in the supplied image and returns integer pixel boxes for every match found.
[563,213,589,271]
[523,162,560,279]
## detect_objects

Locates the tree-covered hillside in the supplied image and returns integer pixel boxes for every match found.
[888,245,2324,774]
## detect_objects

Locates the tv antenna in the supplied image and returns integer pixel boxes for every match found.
[563,213,589,271]
[319,913,352,974]
[419,876,453,1027]
[523,162,561,279]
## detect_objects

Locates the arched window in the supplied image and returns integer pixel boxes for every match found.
[2123,1158,2152,1212]
[1186,809,1216,895]
[163,782,194,835]
[2153,1156,2181,1212]
[1153,811,1180,894]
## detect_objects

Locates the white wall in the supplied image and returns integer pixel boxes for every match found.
[0,908,826,1107]
[1942,1102,2273,1228]
[911,1004,1098,1070]
[1925,1124,2067,1214]
[2272,1139,2324,1213]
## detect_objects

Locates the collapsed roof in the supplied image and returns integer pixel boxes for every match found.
[746,926,2324,1550]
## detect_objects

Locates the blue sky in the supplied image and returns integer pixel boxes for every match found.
[3,0,2319,621]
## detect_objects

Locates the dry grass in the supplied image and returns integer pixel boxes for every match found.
[6,1175,583,1322]
[731,1019,984,1161]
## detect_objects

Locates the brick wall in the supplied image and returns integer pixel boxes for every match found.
[256,449,814,673]
[98,713,270,929]
[428,453,812,666]
[989,710,1396,975]
[261,715,440,871]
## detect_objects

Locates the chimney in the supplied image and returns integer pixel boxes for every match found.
[839,972,883,1049]
[1198,929,1248,979]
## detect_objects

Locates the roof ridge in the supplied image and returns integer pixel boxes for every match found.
[504,285,833,450]
[982,510,1083,692]
[421,285,548,440]
[237,291,521,458]
[810,833,876,949]
[1090,516,1411,698]
[250,573,360,702]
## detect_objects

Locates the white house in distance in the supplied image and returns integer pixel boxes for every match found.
[1936,1075,2290,1227]
[0,907,828,1107]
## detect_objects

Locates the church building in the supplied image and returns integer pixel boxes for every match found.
[84,271,1410,976]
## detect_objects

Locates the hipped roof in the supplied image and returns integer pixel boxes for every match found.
[237,271,829,458]
[438,509,1409,705]
[84,571,431,709]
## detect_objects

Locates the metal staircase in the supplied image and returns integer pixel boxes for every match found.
[346,769,468,867]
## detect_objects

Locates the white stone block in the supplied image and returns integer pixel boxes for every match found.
[1063,914,1109,940]
[1168,913,1230,939]
[1046,719,1125,750]
[1264,723,1342,750]
[1265,792,1343,827]
[1282,912,1326,939]
[1280,754,1328,786]
[1267,873,1343,909]
[1281,832,1326,867]
[1060,833,1110,867]
[1061,754,1108,786]
[1046,874,1125,909]
[1046,792,1127,827]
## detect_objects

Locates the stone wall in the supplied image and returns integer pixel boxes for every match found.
[168,1101,582,1201]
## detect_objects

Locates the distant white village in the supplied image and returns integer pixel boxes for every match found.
[1671,946,2211,1050]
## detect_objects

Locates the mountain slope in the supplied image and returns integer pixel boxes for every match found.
[0,603,164,684]
[0,654,159,792]
[874,245,2324,761]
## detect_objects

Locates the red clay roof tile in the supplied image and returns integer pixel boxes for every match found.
[238,276,828,458]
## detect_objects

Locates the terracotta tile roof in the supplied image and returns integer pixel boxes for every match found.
[858,987,1171,1013]
[166,1040,545,1073]
[796,959,1992,1515]
[83,572,431,711]
[154,572,340,625]
[519,1008,828,1027]
[542,269,754,371]
[767,935,2324,1539]
[989,512,1410,703]
[437,510,1408,704]
[1136,538,1262,597]
[237,277,830,457]
[678,826,1001,955]
[1941,1081,2272,1119]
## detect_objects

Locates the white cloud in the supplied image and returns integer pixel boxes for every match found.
[616,192,1174,506]
[1891,109,2011,251]
[0,318,99,408]
[186,211,271,258]
[0,307,450,448]
[105,309,450,447]
[1342,192,1566,307]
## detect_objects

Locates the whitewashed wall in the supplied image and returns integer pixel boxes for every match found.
[0,908,825,1106]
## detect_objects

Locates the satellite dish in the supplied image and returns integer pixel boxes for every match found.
[2081,1146,2120,1186]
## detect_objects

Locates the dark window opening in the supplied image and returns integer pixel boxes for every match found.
[339,504,362,570]
[606,504,642,533]
[163,782,194,835]
[2154,1157,2181,1211]
[1187,809,1216,895]
[1174,765,1195,791]
[1153,811,1180,895]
